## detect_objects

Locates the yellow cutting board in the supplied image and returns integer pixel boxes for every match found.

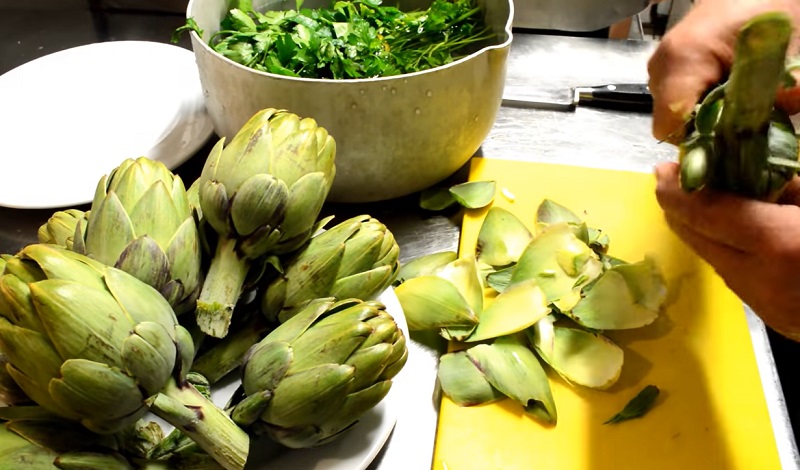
[432,157,781,470]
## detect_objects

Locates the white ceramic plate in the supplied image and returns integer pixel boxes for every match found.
[160,288,407,470]
[0,41,214,209]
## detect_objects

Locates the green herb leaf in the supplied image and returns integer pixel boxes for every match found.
[603,384,660,425]
[171,18,203,44]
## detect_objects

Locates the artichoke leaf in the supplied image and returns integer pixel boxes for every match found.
[535,198,582,231]
[485,265,514,293]
[568,267,660,330]
[114,236,171,292]
[466,335,556,424]
[529,322,624,390]
[437,351,504,406]
[120,322,176,395]
[394,276,479,331]
[476,207,533,268]
[465,280,550,343]
[84,191,137,266]
[126,180,184,244]
[230,174,289,238]
[510,223,603,310]
[55,450,135,470]
[419,186,457,211]
[7,418,119,454]
[449,181,496,209]
[395,251,457,284]
[435,255,484,317]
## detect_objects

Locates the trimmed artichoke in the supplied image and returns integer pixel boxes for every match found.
[231,298,407,449]
[0,244,248,470]
[195,108,336,338]
[678,12,799,200]
[261,214,400,323]
[36,209,88,250]
[72,157,202,315]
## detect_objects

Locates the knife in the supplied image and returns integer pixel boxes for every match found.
[502,83,653,113]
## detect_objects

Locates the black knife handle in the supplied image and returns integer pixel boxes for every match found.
[576,83,653,113]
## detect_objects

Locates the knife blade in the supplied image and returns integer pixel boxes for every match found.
[502,83,653,113]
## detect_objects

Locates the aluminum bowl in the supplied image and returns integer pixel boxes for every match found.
[187,0,513,202]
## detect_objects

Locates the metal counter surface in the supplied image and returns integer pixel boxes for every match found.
[0,8,797,467]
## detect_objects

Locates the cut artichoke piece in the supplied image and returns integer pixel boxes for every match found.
[535,199,582,230]
[394,275,479,331]
[465,335,556,424]
[568,260,664,330]
[476,207,533,268]
[529,320,624,390]
[465,280,550,342]
[510,223,603,311]
[437,351,504,407]
[485,265,514,293]
[395,251,457,284]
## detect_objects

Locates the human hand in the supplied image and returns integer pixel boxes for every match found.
[654,161,800,340]
[647,0,800,143]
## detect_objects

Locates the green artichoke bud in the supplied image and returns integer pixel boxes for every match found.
[231,298,407,448]
[679,12,799,200]
[261,214,400,323]
[73,156,202,315]
[37,209,89,250]
[195,108,336,338]
[0,244,248,470]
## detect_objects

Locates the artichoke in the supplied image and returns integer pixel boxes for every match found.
[261,214,400,323]
[195,108,336,338]
[231,298,407,448]
[37,209,88,250]
[71,157,202,315]
[678,12,799,200]
[0,244,248,470]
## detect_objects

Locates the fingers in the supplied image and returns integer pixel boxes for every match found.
[654,162,800,257]
[647,10,731,143]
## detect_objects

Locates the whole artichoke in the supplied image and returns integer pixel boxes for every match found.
[36,209,88,250]
[231,298,407,448]
[70,157,202,315]
[0,244,248,470]
[261,214,400,323]
[195,108,336,338]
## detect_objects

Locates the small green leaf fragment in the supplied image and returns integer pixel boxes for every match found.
[604,384,660,425]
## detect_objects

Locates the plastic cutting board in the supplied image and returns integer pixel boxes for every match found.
[431,157,780,470]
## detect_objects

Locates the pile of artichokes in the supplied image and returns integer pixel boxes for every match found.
[0,108,406,469]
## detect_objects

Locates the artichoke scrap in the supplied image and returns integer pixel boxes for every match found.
[0,245,248,470]
[195,108,336,338]
[69,156,202,315]
[678,12,800,200]
[231,298,407,449]
[261,214,400,324]
[397,199,667,423]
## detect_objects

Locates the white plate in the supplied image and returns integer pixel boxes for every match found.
[160,288,407,470]
[0,41,214,209]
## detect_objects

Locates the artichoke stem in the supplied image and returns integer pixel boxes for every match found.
[148,377,249,470]
[196,237,251,338]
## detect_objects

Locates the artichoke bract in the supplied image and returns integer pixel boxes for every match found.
[0,245,248,470]
[261,214,400,323]
[231,298,407,449]
[72,157,202,315]
[195,108,336,338]
[36,209,88,251]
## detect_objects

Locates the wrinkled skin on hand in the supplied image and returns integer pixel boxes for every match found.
[655,162,800,340]
[648,0,800,143]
